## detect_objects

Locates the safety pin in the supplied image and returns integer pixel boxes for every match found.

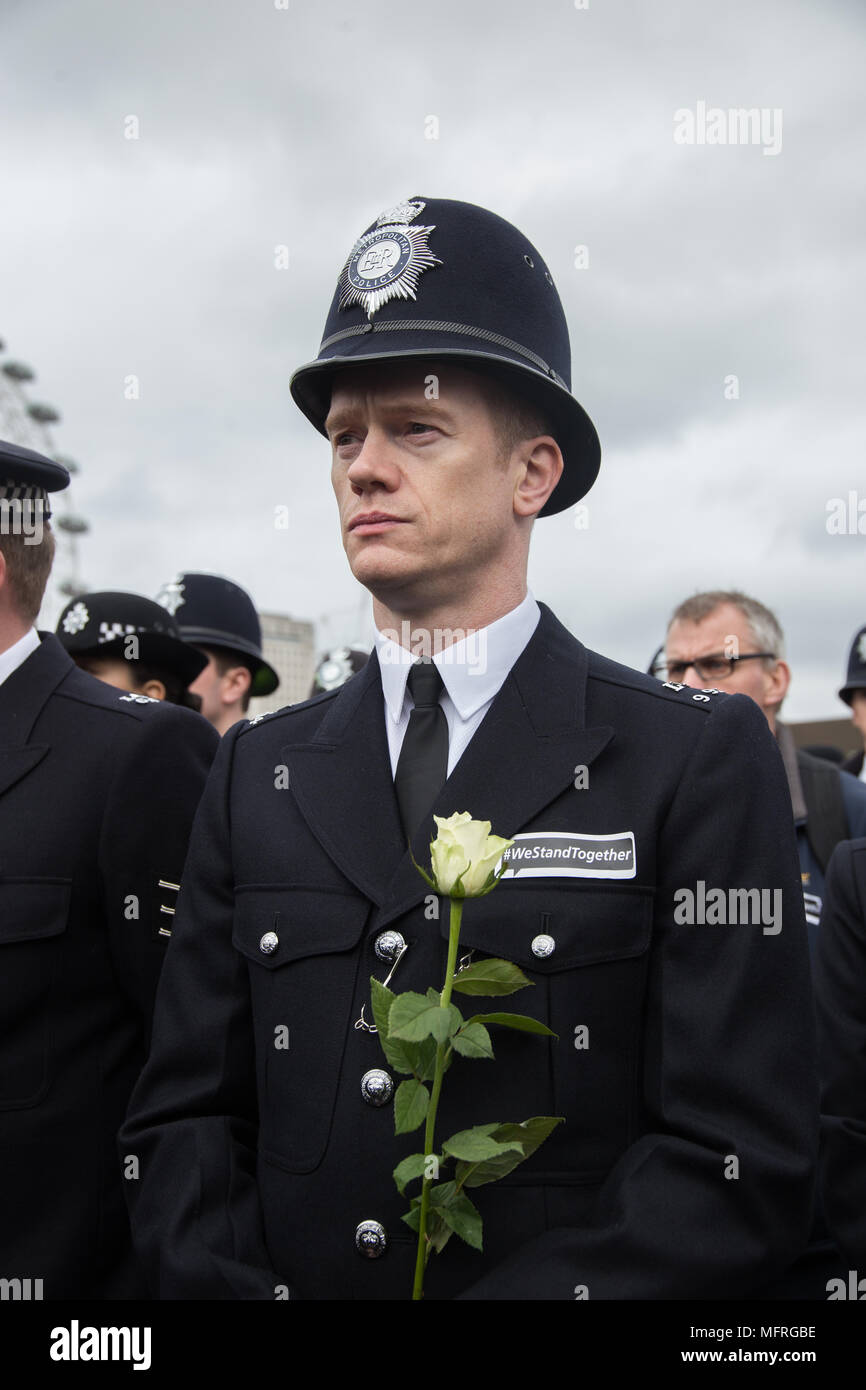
[353,943,409,1033]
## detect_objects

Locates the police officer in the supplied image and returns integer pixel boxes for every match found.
[0,439,218,1298]
[122,198,817,1299]
[56,590,207,709]
[155,572,279,734]
[838,625,866,780]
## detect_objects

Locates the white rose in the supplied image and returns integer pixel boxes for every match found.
[429,812,513,898]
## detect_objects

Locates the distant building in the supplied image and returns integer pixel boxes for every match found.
[247,612,316,714]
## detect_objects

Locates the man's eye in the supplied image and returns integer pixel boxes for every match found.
[408,422,435,434]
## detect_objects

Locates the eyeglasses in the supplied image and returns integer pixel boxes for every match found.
[651,652,777,683]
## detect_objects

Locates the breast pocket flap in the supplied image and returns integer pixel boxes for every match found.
[233,887,371,969]
[0,879,71,945]
[441,885,653,973]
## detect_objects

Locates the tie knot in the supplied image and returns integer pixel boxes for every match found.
[407,659,444,708]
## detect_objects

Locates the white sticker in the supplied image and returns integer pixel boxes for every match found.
[497,831,636,880]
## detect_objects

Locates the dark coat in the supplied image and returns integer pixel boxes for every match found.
[0,633,218,1298]
[814,836,866,1269]
[121,603,818,1300]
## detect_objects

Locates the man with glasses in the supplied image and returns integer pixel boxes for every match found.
[657,590,866,948]
[658,590,866,1298]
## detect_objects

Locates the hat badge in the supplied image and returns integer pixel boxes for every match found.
[62,600,90,636]
[338,199,441,320]
[156,576,186,617]
[315,647,354,691]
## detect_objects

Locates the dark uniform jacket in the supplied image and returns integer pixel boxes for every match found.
[122,603,818,1300]
[775,726,866,949]
[0,633,218,1298]
[814,837,866,1269]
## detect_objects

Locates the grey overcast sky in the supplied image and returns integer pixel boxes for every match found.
[1,0,863,720]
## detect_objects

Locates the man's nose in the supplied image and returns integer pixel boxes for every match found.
[346,428,399,488]
[678,664,706,690]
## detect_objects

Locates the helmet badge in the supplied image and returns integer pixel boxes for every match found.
[338,199,441,320]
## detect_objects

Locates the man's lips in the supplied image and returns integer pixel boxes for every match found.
[348,513,407,533]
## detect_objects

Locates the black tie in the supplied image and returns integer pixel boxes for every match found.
[394,660,449,843]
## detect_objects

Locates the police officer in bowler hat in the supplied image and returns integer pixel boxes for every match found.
[0,440,218,1298]
[156,572,279,734]
[122,198,817,1299]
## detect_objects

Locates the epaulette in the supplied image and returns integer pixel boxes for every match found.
[657,681,728,705]
[240,687,340,734]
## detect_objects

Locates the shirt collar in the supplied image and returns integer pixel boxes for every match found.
[374,590,541,723]
[0,626,40,688]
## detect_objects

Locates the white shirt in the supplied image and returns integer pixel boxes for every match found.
[0,627,40,688]
[374,591,541,779]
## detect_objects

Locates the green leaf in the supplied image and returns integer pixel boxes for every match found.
[466,1011,556,1037]
[392,1152,431,1196]
[391,989,464,1045]
[390,991,456,1044]
[370,976,395,1037]
[411,1036,440,1082]
[441,1126,525,1162]
[451,1021,495,1059]
[402,1200,453,1255]
[369,978,433,1076]
[455,1116,564,1189]
[429,1181,483,1251]
[451,958,532,997]
[425,988,464,1037]
[394,1079,429,1134]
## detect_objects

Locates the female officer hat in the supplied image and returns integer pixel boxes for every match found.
[289,196,600,517]
[56,591,207,687]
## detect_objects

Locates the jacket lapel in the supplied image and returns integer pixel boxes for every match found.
[285,604,614,921]
[377,603,613,927]
[0,634,71,799]
[282,653,406,905]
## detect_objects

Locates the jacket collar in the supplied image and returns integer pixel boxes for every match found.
[283,602,614,922]
[0,633,73,799]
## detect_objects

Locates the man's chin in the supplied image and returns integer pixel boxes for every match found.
[347,554,420,597]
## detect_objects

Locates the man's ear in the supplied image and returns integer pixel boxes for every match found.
[764,659,791,712]
[221,665,252,706]
[513,437,563,518]
[139,678,167,702]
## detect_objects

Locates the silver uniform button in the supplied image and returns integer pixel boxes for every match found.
[355,1220,388,1258]
[374,930,406,962]
[531,933,555,958]
[259,931,279,955]
[360,1068,394,1106]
